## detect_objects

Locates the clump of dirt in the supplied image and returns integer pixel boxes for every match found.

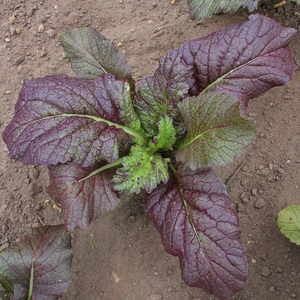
[0,0,300,299]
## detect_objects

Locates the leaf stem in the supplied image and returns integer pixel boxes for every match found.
[61,114,148,144]
[200,59,251,94]
[27,260,34,300]
[75,158,123,185]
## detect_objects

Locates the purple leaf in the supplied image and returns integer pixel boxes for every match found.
[176,90,257,170]
[180,14,297,113]
[0,225,71,300]
[134,50,190,138]
[3,74,145,167]
[60,27,135,95]
[48,163,120,232]
[145,168,247,299]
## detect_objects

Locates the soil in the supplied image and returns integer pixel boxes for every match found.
[0,0,300,299]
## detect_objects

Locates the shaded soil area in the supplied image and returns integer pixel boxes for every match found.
[0,0,300,299]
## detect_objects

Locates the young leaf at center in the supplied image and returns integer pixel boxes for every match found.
[176,90,256,170]
[111,145,170,194]
[148,115,176,152]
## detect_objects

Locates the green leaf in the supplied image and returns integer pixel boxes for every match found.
[188,0,258,20]
[149,115,176,152]
[0,278,14,294]
[278,205,300,245]
[176,90,257,170]
[60,27,135,95]
[111,146,170,194]
[134,50,189,139]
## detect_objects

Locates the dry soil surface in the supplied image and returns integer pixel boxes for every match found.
[0,0,300,300]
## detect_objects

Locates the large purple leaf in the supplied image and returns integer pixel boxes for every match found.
[176,90,257,170]
[134,50,190,138]
[0,225,71,300]
[3,74,145,167]
[145,168,247,299]
[188,0,258,20]
[48,162,120,232]
[60,27,135,95]
[180,14,297,113]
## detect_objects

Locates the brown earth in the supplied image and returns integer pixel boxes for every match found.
[0,0,300,300]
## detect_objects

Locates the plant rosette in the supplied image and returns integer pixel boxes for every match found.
[1,14,297,300]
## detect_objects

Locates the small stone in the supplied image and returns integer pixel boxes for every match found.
[255,198,265,209]
[277,168,284,174]
[4,37,11,43]
[46,29,56,38]
[117,42,122,47]
[261,168,269,176]
[277,267,283,273]
[283,95,292,100]
[40,48,47,57]
[268,163,273,171]
[262,267,270,277]
[30,168,40,179]
[10,26,16,36]
[128,215,136,222]
[13,55,25,66]
[292,293,297,298]
[53,204,62,213]
[167,287,173,292]
[152,30,164,39]
[2,224,8,235]
[196,19,205,25]
[249,113,256,117]
[237,203,244,212]
[16,28,21,34]
[240,192,246,199]
[153,271,159,276]
[167,269,173,276]
[9,15,16,24]
[62,52,67,58]
[24,178,31,184]
[5,90,12,94]
[283,254,289,260]
[270,286,275,293]
[151,294,162,300]
[38,24,45,33]
[240,179,248,186]
[252,188,257,196]
[241,197,249,204]
[242,165,248,172]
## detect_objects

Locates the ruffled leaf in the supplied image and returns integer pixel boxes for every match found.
[176,90,256,170]
[278,205,300,245]
[48,162,121,232]
[111,146,170,194]
[0,225,71,300]
[180,14,297,113]
[134,50,189,138]
[148,115,176,152]
[60,27,135,94]
[3,74,145,167]
[145,167,247,299]
[188,0,258,20]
